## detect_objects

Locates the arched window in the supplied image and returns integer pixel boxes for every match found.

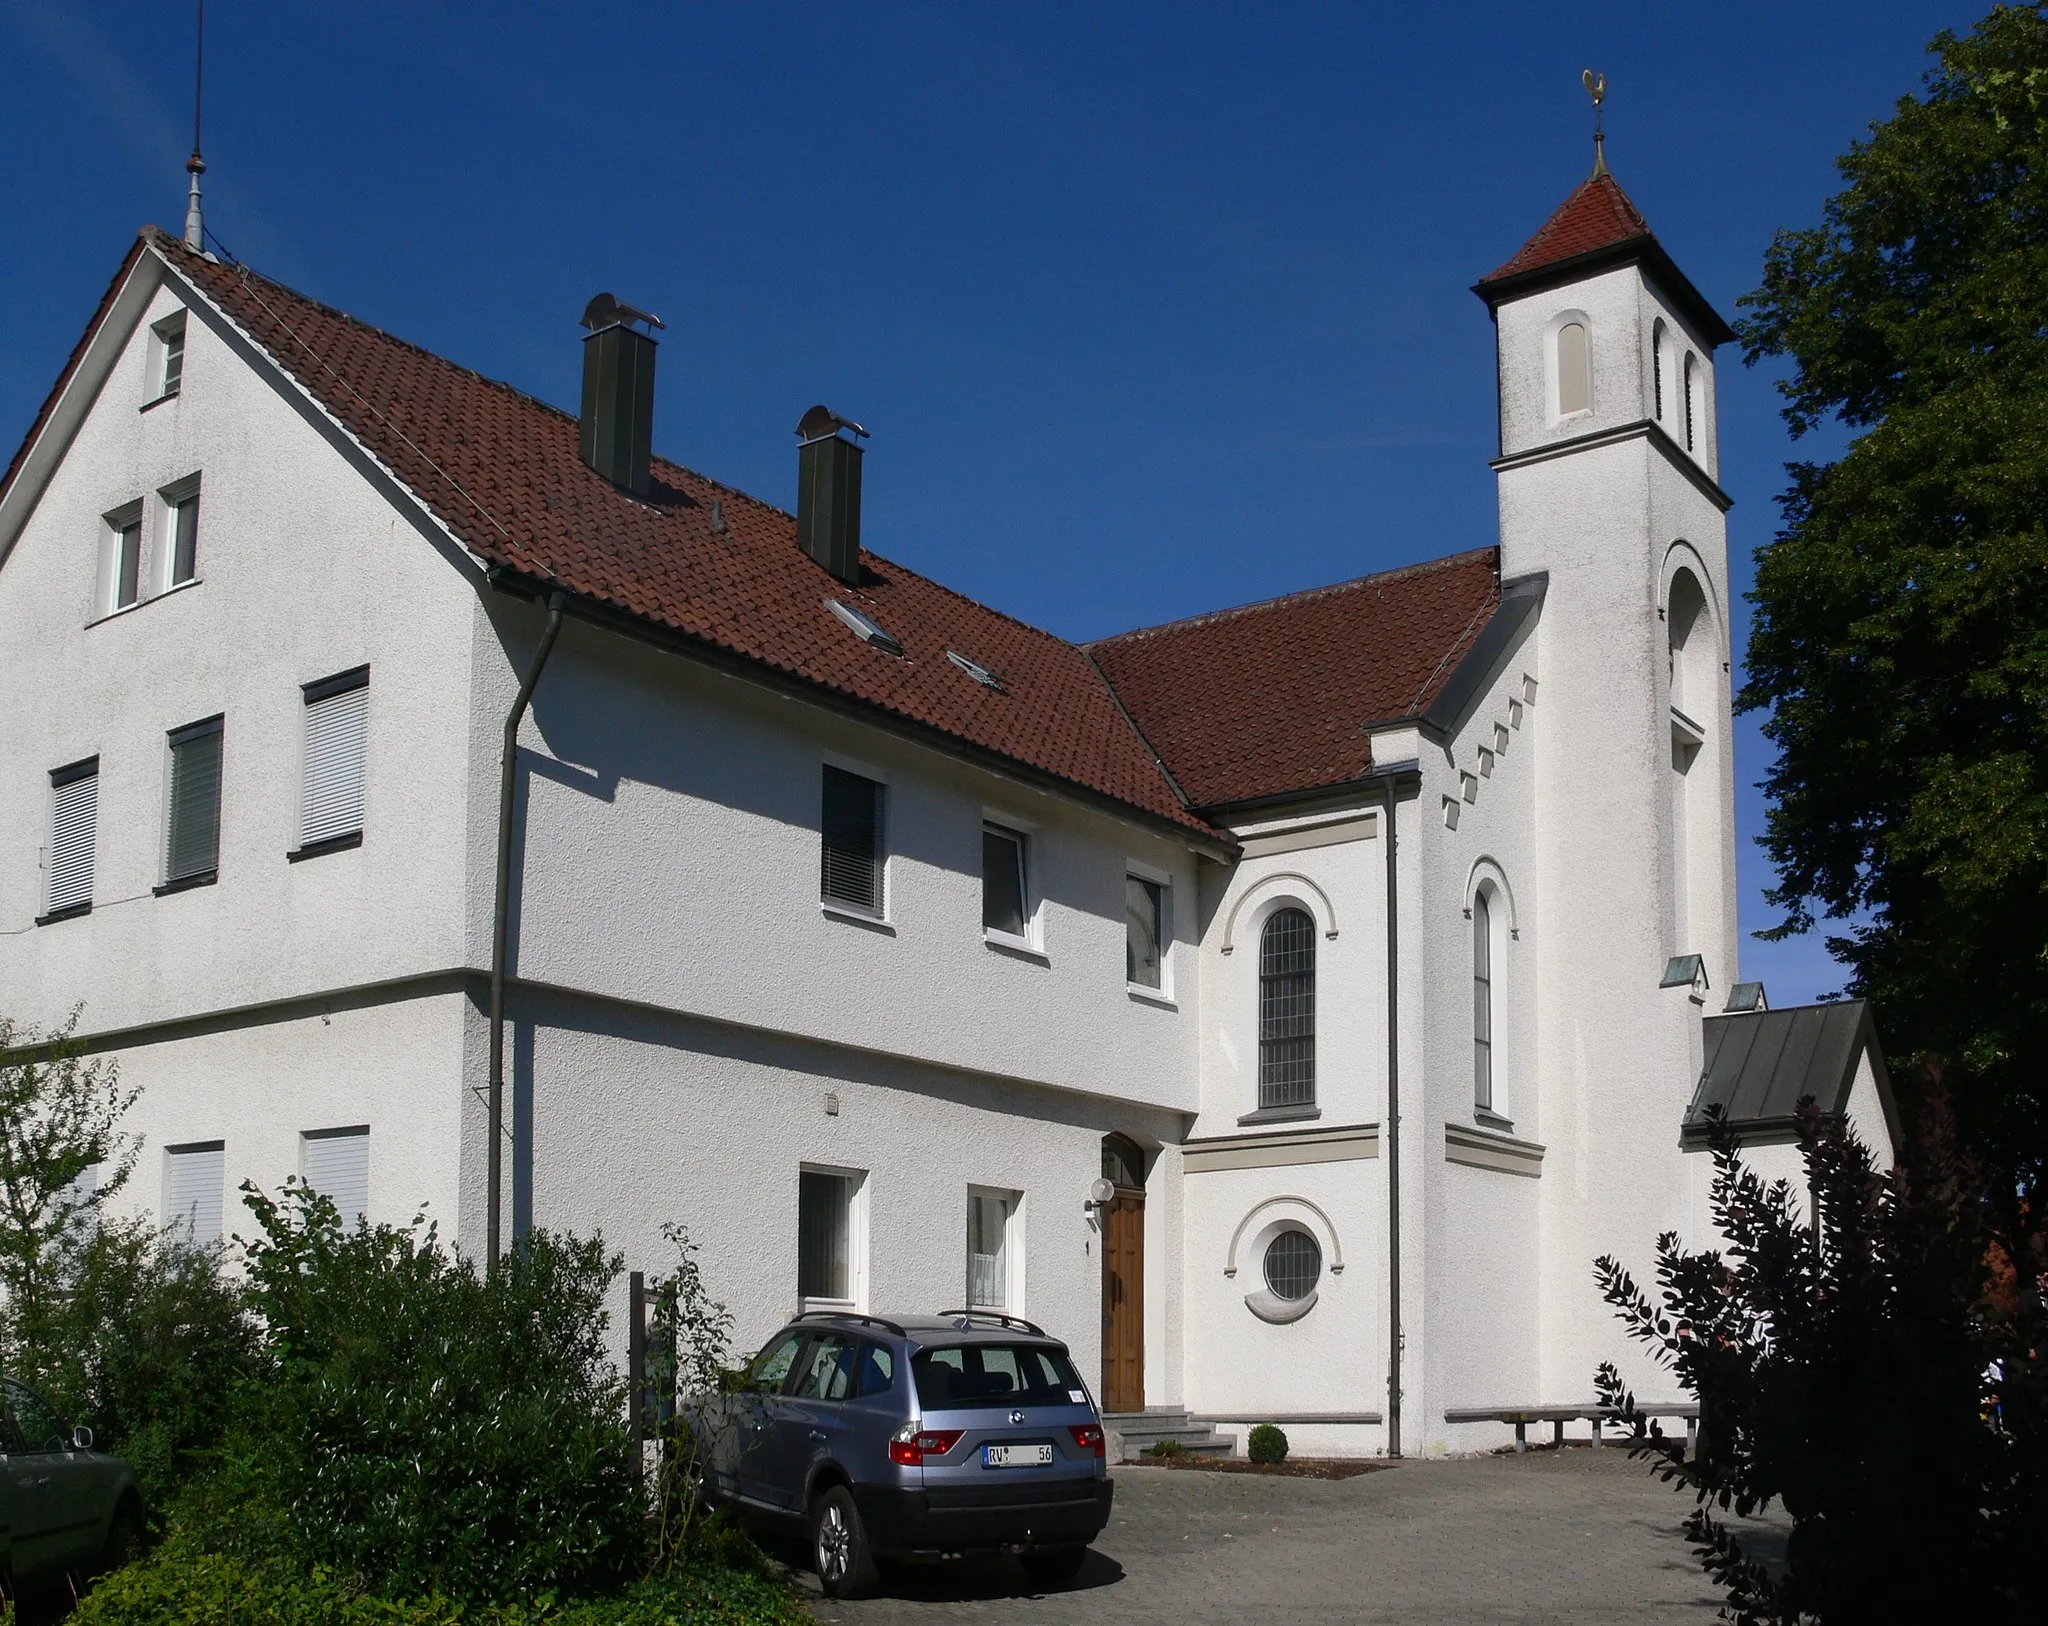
[1258,908,1316,1109]
[1651,319,1668,420]
[1473,888,1495,1111]
[1668,569,1708,717]
[1683,354,1699,451]
[1556,321,1590,416]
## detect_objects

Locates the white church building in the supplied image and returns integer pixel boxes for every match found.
[0,163,1896,1457]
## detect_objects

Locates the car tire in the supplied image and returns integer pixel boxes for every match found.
[1020,1545,1088,1587]
[97,1500,145,1575]
[811,1485,879,1599]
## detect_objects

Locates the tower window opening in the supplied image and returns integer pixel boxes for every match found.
[1652,319,1667,420]
[1683,354,1700,451]
[1556,321,1590,416]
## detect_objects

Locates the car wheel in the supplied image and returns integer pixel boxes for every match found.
[811,1485,879,1599]
[97,1501,145,1574]
[1020,1545,1088,1587]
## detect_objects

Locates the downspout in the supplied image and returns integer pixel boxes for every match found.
[1382,773,1405,1456]
[488,590,567,1275]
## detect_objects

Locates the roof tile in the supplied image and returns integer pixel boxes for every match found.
[1087,550,1502,809]
[1479,171,1652,286]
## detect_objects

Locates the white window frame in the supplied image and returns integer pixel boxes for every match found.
[300,1125,370,1226]
[1465,863,1517,1126]
[162,1140,226,1248]
[1124,859,1175,1005]
[1545,309,1594,424]
[147,310,187,403]
[96,501,145,620]
[981,815,1039,954]
[965,1185,1022,1312]
[155,475,202,593]
[796,1162,868,1314]
[819,755,891,925]
[42,755,99,921]
[295,665,370,857]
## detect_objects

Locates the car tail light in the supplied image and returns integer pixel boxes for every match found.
[888,1424,965,1466]
[1068,1423,1105,1458]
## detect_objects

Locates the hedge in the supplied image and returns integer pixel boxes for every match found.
[70,1545,811,1626]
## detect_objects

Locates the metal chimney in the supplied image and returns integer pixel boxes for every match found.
[579,293,664,496]
[796,404,868,584]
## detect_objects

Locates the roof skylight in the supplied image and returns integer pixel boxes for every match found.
[946,650,1006,691]
[825,598,903,656]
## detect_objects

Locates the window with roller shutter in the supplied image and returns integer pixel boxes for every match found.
[163,1142,224,1247]
[301,1126,369,1226]
[41,757,98,921]
[295,667,368,858]
[820,765,884,916]
[161,717,223,890]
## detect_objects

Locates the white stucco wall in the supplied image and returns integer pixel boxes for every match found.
[0,268,480,1037]
[89,991,468,1245]
[477,989,1183,1381]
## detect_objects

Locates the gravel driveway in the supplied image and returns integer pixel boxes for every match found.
[802,1449,1749,1625]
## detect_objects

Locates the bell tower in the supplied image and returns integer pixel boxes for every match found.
[1473,153,1739,1400]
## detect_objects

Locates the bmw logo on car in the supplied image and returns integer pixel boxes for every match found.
[1011,1409,1026,1425]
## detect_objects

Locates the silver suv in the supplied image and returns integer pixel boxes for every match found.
[692,1310,1112,1598]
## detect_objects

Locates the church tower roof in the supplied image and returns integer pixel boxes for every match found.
[1480,172,1652,284]
[1472,169,1734,346]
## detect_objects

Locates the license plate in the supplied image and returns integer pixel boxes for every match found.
[983,1442,1053,1468]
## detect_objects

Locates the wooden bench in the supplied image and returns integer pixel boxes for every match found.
[1442,1403,1699,1454]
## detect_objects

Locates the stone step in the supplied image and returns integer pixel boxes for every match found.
[1101,1409,1234,1461]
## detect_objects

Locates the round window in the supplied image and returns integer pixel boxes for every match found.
[1262,1229,1322,1302]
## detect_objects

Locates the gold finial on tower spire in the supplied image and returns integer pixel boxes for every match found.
[1583,69,1609,178]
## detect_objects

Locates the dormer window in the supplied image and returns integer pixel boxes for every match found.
[1555,320,1590,417]
[150,313,187,403]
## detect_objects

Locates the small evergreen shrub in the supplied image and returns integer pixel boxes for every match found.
[1247,1423,1289,1464]
[1145,1437,1184,1458]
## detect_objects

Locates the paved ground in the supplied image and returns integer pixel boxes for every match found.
[798,1449,1762,1625]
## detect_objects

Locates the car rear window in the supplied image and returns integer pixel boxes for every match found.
[912,1343,1086,1408]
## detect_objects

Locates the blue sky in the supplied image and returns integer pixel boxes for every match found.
[1,1,1987,1002]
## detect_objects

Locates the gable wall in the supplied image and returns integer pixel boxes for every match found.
[0,263,485,1231]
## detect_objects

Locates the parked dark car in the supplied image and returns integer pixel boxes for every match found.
[1,1377,143,1587]
[690,1310,1112,1598]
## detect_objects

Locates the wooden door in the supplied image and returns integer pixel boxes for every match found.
[1101,1190,1145,1413]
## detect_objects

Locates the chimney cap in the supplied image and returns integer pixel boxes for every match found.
[580,292,665,334]
[797,403,869,443]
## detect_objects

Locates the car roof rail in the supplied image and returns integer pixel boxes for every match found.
[792,1309,909,1338]
[936,1309,1048,1336]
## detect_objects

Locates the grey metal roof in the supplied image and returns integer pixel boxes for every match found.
[1682,999,1897,1149]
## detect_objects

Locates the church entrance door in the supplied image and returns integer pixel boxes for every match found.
[1100,1135,1146,1413]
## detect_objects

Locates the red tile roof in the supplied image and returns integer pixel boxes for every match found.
[1087,550,1502,810]
[8,229,1510,830]
[136,230,1215,834]
[1478,171,1652,287]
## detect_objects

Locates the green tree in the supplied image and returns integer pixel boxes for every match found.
[1738,2,2048,1202]
[1594,1102,2047,1624]
[0,1009,140,1370]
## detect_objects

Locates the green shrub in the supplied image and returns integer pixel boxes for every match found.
[71,1540,810,1626]
[181,1181,645,1603]
[1247,1423,1289,1464]
[1145,1437,1184,1458]
[35,1219,261,1513]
